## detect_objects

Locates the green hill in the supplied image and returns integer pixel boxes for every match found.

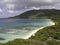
[0,9,60,45]
[10,9,60,19]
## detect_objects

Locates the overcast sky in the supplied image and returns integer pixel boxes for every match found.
[0,0,60,18]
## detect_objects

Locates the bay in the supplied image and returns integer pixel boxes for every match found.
[0,19,55,43]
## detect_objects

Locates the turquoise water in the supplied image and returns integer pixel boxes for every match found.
[0,19,54,43]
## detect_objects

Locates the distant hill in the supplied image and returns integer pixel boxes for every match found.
[10,9,60,19]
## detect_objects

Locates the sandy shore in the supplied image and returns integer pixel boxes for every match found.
[22,21,55,39]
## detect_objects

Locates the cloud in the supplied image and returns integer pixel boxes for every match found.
[0,8,3,12]
[30,0,53,3]
[1,0,60,10]
[3,0,60,10]
[0,0,60,18]
[31,7,40,10]
[6,4,15,9]
[8,10,15,13]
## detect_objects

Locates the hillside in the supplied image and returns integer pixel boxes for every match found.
[0,9,60,45]
[10,9,60,19]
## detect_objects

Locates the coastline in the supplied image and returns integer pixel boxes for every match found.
[0,21,55,43]
[22,21,55,39]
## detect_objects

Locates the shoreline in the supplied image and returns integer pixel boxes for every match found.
[22,21,55,39]
[0,21,55,43]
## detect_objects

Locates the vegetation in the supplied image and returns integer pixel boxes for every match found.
[0,9,60,45]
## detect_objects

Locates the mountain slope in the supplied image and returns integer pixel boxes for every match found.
[10,9,60,19]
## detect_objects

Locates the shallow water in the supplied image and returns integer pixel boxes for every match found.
[0,19,54,43]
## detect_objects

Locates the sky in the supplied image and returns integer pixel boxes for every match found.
[0,0,60,18]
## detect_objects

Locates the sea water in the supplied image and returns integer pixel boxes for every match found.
[0,19,55,43]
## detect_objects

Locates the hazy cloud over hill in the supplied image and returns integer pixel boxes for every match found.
[0,0,60,18]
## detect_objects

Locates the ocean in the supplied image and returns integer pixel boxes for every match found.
[0,19,55,43]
